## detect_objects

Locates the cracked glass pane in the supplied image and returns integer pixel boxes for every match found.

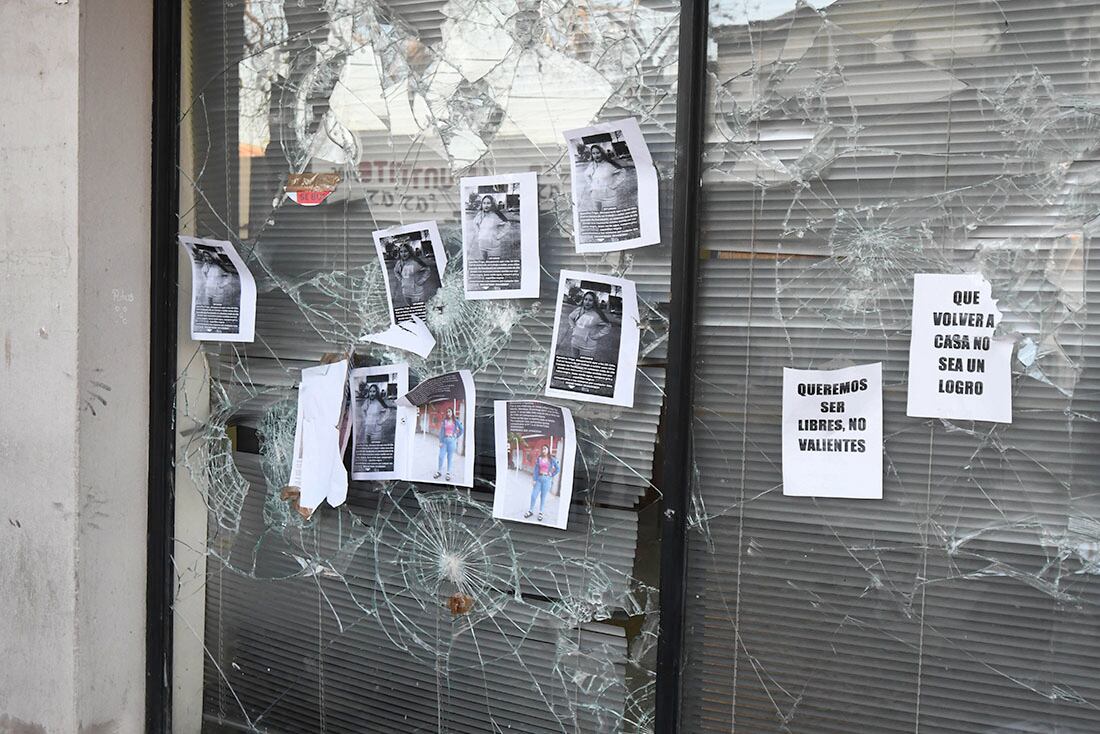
[174,0,676,731]
[685,1,1100,732]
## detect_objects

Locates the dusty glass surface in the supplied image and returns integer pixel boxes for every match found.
[685,1,1100,732]
[173,0,679,731]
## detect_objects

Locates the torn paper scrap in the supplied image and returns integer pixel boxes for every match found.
[493,400,576,530]
[782,363,883,499]
[545,270,640,408]
[906,273,1013,424]
[179,235,257,342]
[373,221,447,325]
[350,363,410,481]
[563,117,660,253]
[399,370,476,488]
[237,0,287,157]
[289,359,350,515]
[360,315,436,358]
[460,171,539,299]
[285,172,340,206]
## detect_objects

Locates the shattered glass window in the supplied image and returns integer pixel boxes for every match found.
[173,0,677,731]
[685,1,1100,732]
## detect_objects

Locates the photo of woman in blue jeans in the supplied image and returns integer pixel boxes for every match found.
[524,445,560,522]
[433,407,463,482]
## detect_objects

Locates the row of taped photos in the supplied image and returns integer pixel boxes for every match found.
[282,362,577,530]
[348,117,658,358]
[178,118,653,401]
[177,240,642,412]
[176,259,635,531]
[784,273,1014,500]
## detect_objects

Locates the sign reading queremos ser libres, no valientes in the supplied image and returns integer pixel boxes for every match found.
[782,363,883,499]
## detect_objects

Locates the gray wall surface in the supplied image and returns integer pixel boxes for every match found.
[0,1,151,731]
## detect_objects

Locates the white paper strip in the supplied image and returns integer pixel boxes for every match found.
[289,359,351,514]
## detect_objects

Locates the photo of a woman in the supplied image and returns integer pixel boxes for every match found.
[350,364,407,481]
[548,275,630,402]
[472,194,511,259]
[460,174,536,298]
[358,382,394,445]
[392,242,432,309]
[194,246,241,306]
[524,444,560,522]
[433,407,464,482]
[566,123,652,249]
[403,370,474,487]
[492,400,575,530]
[567,290,613,358]
[584,144,625,212]
[374,222,445,324]
[183,235,257,342]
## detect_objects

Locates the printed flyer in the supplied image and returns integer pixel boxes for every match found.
[782,363,883,499]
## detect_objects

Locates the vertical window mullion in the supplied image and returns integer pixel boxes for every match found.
[654,0,710,731]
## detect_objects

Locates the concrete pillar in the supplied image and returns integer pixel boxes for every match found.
[0,1,151,731]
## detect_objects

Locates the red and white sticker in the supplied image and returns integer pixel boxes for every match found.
[285,172,340,206]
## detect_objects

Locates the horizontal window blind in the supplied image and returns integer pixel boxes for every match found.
[178,0,679,731]
[684,1,1100,732]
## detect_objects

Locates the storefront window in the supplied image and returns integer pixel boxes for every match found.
[173,0,679,730]
[685,2,1100,732]
[169,1,1100,732]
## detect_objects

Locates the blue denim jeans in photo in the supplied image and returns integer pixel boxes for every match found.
[438,436,457,472]
[529,474,553,512]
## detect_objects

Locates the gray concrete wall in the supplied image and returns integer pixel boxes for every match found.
[75,0,152,730]
[0,1,151,731]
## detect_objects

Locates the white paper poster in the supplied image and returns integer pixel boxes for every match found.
[399,370,476,488]
[289,359,351,515]
[493,400,576,530]
[563,118,660,253]
[782,363,883,499]
[906,273,1013,424]
[372,221,447,325]
[350,363,410,481]
[545,270,640,408]
[460,172,539,299]
[179,235,257,342]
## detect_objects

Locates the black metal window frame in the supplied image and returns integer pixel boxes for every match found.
[144,0,709,730]
[147,0,181,731]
